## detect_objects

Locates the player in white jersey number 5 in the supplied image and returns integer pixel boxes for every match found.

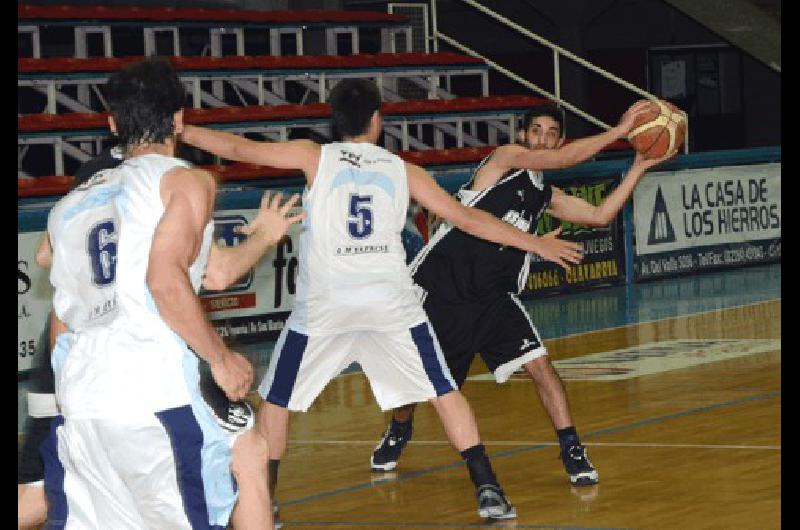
[180,79,584,520]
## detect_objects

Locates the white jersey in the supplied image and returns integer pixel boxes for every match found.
[48,170,123,332]
[49,153,214,419]
[287,142,426,334]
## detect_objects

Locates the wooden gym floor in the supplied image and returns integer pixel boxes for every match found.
[242,263,780,529]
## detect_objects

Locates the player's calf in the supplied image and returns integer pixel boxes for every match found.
[230,429,273,530]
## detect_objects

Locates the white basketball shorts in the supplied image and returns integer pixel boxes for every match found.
[258,321,458,412]
[41,400,238,529]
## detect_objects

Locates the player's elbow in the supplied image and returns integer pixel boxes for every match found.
[591,208,617,227]
[146,267,182,308]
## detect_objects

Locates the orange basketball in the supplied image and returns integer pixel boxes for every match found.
[627,99,687,159]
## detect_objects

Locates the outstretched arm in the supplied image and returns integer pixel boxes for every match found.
[548,148,677,226]
[181,125,321,183]
[203,191,304,291]
[488,100,653,172]
[407,162,583,270]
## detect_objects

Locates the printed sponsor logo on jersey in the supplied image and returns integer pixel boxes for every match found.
[466,339,780,382]
[519,337,539,351]
[502,210,531,232]
[207,215,253,293]
[339,150,362,168]
[89,294,118,321]
[335,244,389,255]
[647,186,676,244]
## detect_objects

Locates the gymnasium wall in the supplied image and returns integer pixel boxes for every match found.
[432,0,780,148]
[18,148,781,372]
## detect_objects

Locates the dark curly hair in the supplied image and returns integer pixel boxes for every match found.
[104,57,186,151]
[521,105,566,138]
[329,78,382,139]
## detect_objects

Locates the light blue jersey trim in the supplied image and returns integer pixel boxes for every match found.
[180,348,238,527]
[61,185,122,223]
[51,332,74,381]
[331,167,396,198]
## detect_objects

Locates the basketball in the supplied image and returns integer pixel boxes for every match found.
[627,99,687,158]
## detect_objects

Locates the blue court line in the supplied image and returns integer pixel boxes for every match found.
[281,521,633,529]
[278,390,780,512]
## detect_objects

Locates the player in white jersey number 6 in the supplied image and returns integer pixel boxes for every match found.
[41,58,303,530]
[180,78,584,521]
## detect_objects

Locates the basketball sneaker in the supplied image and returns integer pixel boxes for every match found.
[200,372,254,433]
[217,400,254,433]
[476,485,517,520]
[370,421,412,471]
[561,444,599,486]
[272,503,283,529]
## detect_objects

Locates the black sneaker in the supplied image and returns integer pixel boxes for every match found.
[200,372,254,434]
[561,444,599,486]
[214,400,254,434]
[476,485,517,520]
[370,422,412,471]
[272,503,283,529]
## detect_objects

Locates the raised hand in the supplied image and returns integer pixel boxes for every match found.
[210,350,254,401]
[530,226,584,270]
[235,191,305,244]
[616,99,655,136]
[633,146,680,170]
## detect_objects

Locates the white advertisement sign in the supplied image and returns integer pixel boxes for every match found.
[634,163,781,255]
[18,231,53,373]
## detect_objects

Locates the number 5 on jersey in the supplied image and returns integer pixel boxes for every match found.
[348,194,373,239]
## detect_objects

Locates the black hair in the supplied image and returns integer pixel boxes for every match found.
[329,79,382,138]
[104,57,186,151]
[521,105,565,138]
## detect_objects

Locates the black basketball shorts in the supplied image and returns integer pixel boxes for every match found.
[18,415,54,485]
[422,293,548,388]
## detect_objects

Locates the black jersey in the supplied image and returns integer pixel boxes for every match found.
[411,155,553,303]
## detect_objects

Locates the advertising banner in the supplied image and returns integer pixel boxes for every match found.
[633,163,781,280]
[201,208,303,343]
[18,231,53,374]
[521,175,625,298]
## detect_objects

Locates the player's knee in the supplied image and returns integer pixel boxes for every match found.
[429,388,462,408]
[524,356,550,380]
[18,484,47,529]
[232,430,269,476]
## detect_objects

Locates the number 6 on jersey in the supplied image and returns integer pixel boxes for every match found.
[348,194,373,239]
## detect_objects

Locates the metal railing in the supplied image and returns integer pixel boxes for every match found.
[429,0,689,152]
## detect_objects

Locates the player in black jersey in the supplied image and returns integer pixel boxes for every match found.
[371,101,676,486]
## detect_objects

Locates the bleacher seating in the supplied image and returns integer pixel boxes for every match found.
[18,4,408,25]
[18,4,632,189]
[18,140,632,198]
[18,95,555,176]
[19,95,548,133]
[18,4,411,58]
[19,52,489,114]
